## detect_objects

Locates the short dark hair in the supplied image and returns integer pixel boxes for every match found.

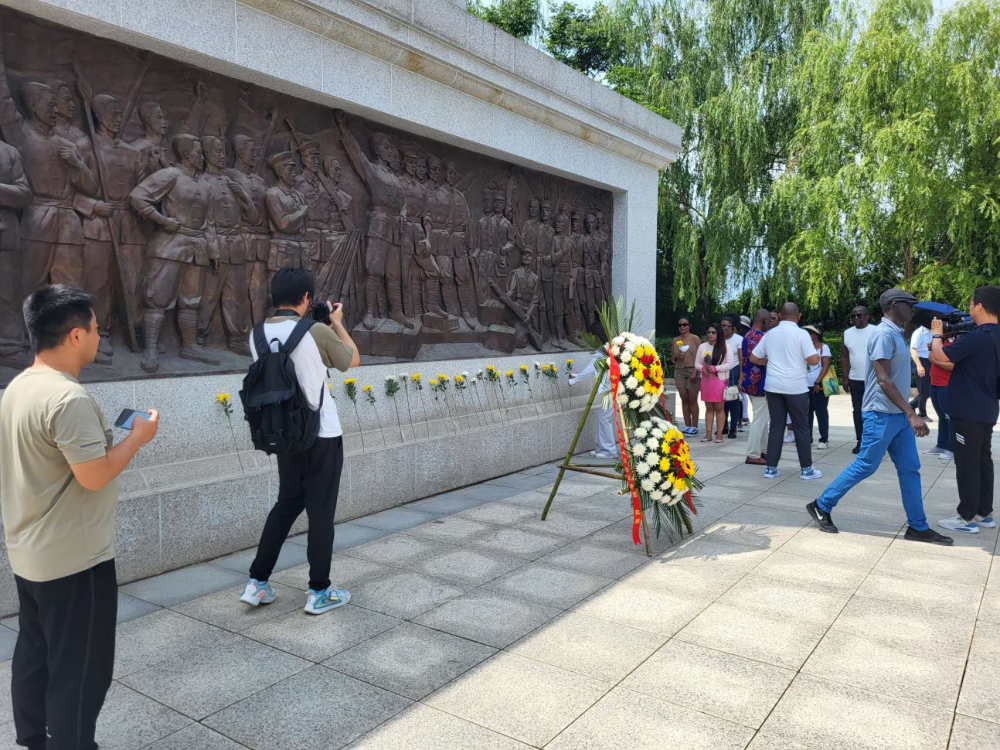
[23,285,95,353]
[973,285,1000,316]
[270,268,315,308]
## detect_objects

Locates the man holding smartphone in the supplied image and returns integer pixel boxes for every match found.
[241,268,360,615]
[0,285,159,750]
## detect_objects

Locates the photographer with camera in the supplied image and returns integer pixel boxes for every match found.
[931,285,1000,535]
[239,268,360,615]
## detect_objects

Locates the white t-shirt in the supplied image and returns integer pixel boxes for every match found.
[249,319,344,438]
[910,326,931,359]
[843,324,876,381]
[806,344,832,387]
[749,321,815,395]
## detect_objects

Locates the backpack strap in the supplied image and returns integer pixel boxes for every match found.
[252,323,269,358]
[281,317,317,355]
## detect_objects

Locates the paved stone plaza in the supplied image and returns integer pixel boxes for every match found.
[0,395,997,749]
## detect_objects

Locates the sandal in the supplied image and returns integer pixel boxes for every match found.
[700,437,713,443]
[715,437,724,443]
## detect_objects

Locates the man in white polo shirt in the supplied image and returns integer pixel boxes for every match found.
[749,303,822,480]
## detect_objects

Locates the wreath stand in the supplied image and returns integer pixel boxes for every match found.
[539,376,654,557]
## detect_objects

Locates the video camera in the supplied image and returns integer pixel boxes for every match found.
[912,301,974,338]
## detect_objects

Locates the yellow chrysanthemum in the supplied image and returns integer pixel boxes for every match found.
[362,384,373,392]
[429,379,438,386]
[344,378,356,385]
[412,373,421,381]
[455,375,465,383]
[672,477,687,491]
[659,456,670,473]
[566,359,573,365]
[216,393,230,403]
[519,364,528,372]
[506,369,514,377]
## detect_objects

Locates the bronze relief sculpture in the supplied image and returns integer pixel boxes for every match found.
[0,7,613,384]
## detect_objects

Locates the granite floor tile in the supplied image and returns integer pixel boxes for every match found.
[95,683,192,750]
[242,604,399,661]
[210,543,307,576]
[121,633,311,720]
[344,704,531,749]
[204,666,411,750]
[979,583,1000,624]
[545,686,755,750]
[413,589,561,648]
[326,622,496,700]
[536,541,648,579]
[852,572,984,620]
[483,563,613,609]
[873,545,991,586]
[676,601,829,670]
[114,610,228,679]
[407,493,492,515]
[171,582,304,632]
[535,480,615,499]
[348,571,466,619]
[329,522,393,550]
[485,472,556,492]
[501,489,557,509]
[357,507,438,531]
[830,595,976,654]
[623,640,795,729]
[747,549,872,594]
[271,554,396,591]
[404,516,501,543]
[514,512,617,540]
[508,612,665,683]
[716,573,852,627]
[425,651,610,747]
[744,732,811,749]
[780,526,898,567]
[949,714,1000,750]
[145,724,248,749]
[0,630,14,662]
[802,628,966,709]
[116,592,163,625]
[0,662,10,723]
[760,673,952,749]
[958,620,1000,724]
[412,547,526,586]
[119,564,247,607]
[457,502,540,525]
[461,526,573,560]
[572,582,715,637]
[340,533,456,567]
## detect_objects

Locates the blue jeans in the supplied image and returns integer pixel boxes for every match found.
[816,411,928,530]
[929,385,950,451]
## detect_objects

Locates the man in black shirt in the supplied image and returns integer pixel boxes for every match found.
[931,285,1000,534]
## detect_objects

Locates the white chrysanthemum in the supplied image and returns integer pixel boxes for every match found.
[463,371,470,377]
[386,375,395,382]
[649,471,662,484]
[399,372,409,379]
[477,369,484,377]
[619,363,630,376]
[632,443,647,458]
[651,490,665,502]
[635,462,650,476]
[629,399,641,409]
[470,378,477,385]
[646,437,659,450]
[640,479,654,492]
[617,393,628,405]
[634,427,648,438]
[651,428,664,438]
[626,376,639,390]
[610,346,621,357]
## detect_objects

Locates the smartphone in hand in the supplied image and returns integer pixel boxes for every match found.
[114,408,144,430]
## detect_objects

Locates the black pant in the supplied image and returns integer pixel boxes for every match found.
[808,389,829,443]
[849,379,865,444]
[930,384,951,451]
[910,358,930,416]
[724,399,741,434]
[766,392,812,469]
[13,560,117,750]
[250,436,344,591]
[952,419,994,522]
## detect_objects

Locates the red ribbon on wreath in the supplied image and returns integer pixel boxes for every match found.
[659,391,697,516]
[608,348,643,545]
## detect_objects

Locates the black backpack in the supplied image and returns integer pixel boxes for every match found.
[240,318,324,455]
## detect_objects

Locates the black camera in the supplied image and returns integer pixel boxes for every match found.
[310,302,331,325]
[912,301,974,338]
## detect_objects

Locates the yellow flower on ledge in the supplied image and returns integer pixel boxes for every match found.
[455,374,465,384]
[505,369,514,378]
[519,364,528,372]
[429,379,439,386]
[216,393,231,403]
[412,373,421,382]
[344,378,357,386]
[362,384,373,393]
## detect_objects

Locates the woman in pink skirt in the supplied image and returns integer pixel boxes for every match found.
[695,323,735,443]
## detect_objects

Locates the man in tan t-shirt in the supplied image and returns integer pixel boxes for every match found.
[0,285,158,750]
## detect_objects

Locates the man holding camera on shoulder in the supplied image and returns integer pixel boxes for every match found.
[240,267,360,615]
[932,285,1000,535]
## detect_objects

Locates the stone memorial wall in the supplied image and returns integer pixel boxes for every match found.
[0,6,614,386]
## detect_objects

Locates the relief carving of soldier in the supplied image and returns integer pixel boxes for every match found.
[397,145,438,323]
[582,211,601,326]
[520,197,547,340]
[550,210,573,349]
[74,93,146,364]
[197,135,257,355]
[132,101,171,180]
[129,134,219,372]
[504,247,541,350]
[567,208,586,345]
[0,37,99,328]
[294,139,334,275]
[536,200,557,346]
[0,136,32,366]
[48,79,86,144]
[336,112,408,331]
[225,134,270,325]
[443,160,479,330]
[264,151,309,279]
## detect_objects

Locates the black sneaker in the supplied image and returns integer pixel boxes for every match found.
[905,527,954,546]
[806,501,838,533]
[727,430,737,439]
[852,444,861,455]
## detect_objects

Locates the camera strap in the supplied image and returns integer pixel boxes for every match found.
[273,308,301,318]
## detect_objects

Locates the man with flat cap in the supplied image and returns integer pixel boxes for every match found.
[806,288,953,546]
[295,139,333,275]
[225,134,270,324]
[130,134,220,372]
[264,150,309,281]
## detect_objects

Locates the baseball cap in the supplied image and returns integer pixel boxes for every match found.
[878,288,919,307]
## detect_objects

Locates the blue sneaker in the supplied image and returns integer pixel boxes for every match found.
[800,467,823,481]
[977,516,996,529]
[938,515,979,534]
[239,578,277,607]
[763,467,781,479]
[305,585,351,615]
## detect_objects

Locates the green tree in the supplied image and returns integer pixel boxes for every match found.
[545,2,627,76]
[468,0,544,41]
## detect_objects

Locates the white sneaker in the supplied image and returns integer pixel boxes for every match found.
[977,515,996,529]
[239,578,277,607]
[305,585,351,615]
[923,446,944,456]
[938,450,954,461]
[938,515,979,534]
[783,433,795,444]
[817,441,828,450]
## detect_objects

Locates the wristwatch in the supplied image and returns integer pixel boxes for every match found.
[932,334,943,339]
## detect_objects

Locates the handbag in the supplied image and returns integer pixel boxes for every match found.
[822,364,841,398]
[724,385,740,402]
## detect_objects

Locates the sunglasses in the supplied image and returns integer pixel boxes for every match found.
[721,324,733,329]
[678,322,690,327]
[850,313,866,318]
